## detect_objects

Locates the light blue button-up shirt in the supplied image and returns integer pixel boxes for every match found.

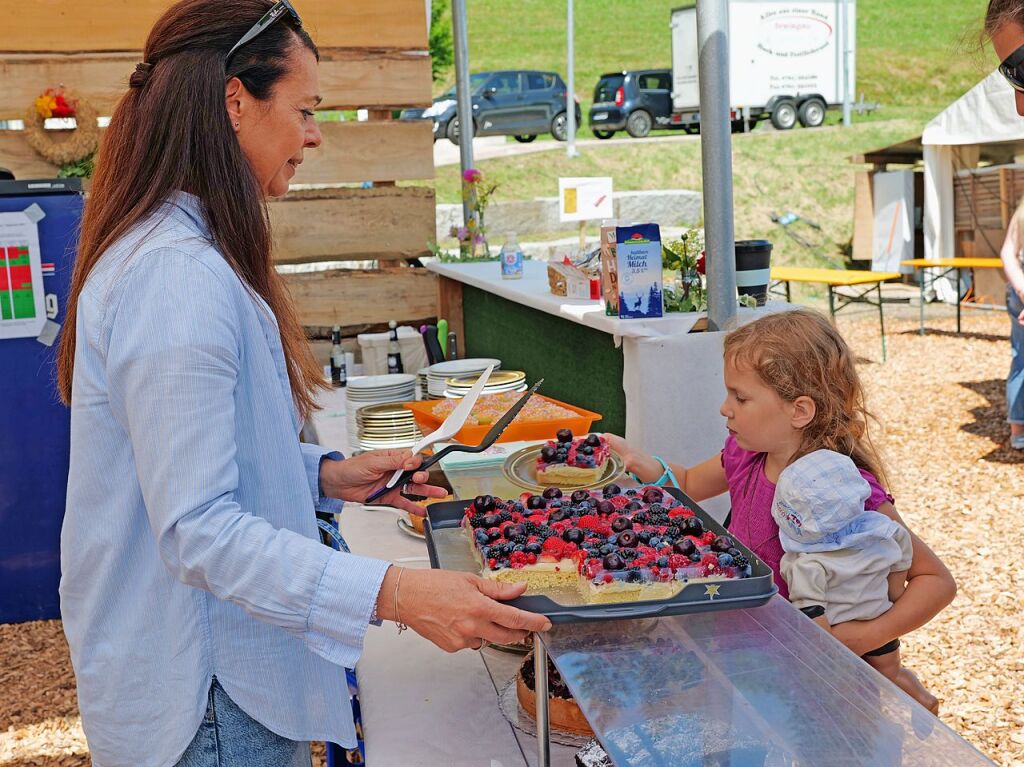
[60,194,390,767]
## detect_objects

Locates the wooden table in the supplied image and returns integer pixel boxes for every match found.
[900,258,1005,335]
[770,266,902,360]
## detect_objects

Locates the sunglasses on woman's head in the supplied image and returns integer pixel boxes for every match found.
[1000,42,1024,93]
[226,0,302,64]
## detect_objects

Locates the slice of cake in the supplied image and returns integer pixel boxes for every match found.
[535,430,611,485]
[462,485,751,605]
[408,494,455,534]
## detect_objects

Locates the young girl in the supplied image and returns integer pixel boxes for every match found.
[605,309,956,705]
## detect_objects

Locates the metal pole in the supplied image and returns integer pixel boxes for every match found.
[697,0,737,331]
[841,0,851,127]
[534,634,550,766]
[566,0,578,157]
[451,0,476,227]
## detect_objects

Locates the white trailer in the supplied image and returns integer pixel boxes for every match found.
[670,0,855,131]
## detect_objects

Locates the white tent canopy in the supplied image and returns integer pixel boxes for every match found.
[923,70,1024,273]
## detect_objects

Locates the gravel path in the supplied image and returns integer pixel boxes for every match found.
[2,312,1021,766]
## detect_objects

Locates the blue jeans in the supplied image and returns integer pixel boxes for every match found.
[1009,286,1024,425]
[175,678,310,767]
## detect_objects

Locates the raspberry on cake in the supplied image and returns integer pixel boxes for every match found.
[462,485,752,605]
[536,429,611,485]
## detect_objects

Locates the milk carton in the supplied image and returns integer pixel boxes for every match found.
[615,223,664,319]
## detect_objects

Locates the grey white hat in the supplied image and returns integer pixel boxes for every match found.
[773,449,871,544]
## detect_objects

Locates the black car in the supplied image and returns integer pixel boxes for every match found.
[588,69,676,139]
[401,70,581,145]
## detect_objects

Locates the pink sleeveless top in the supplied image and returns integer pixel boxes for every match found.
[721,435,894,599]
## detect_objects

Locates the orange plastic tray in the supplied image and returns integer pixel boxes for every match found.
[402,394,602,445]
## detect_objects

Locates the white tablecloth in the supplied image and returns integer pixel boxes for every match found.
[427,260,704,340]
[311,390,577,766]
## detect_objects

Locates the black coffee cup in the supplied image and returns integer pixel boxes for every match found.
[734,240,772,307]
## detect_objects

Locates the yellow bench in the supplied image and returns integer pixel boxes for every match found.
[770,267,902,361]
[900,258,1005,335]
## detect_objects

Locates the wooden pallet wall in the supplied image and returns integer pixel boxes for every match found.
[954,164,1024,233]
[0,0,439,334]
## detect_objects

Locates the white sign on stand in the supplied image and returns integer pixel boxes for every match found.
[558,177,614,223]
[871,170,914,274]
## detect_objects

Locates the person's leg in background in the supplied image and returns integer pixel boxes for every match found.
[1007,286,1024,448]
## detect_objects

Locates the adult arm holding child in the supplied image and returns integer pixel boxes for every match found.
[830,501,956,657]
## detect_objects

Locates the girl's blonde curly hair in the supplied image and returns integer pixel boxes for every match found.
[723,308,888,487]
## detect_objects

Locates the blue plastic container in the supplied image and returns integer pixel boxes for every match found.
[0,178,83,623]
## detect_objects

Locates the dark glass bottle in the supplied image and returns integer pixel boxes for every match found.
[330,326,346,387]
[387,320,404,374]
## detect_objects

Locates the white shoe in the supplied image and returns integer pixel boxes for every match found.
[1011,433,1024,450]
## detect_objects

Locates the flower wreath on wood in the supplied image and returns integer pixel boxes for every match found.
[24,87,99,166]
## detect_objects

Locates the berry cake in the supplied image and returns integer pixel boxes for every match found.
[535,430,611,485]
[463,484,752,604]
[515,633,704,739]
[516,651,594,736]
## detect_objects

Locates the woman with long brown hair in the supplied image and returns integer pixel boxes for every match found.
[986,1,1024,448]
[57,2,548,765]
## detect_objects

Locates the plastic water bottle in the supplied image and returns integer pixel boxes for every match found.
[500,232,524,280]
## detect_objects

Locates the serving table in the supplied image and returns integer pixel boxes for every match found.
[427,261,790,520]
[313,389,995,767]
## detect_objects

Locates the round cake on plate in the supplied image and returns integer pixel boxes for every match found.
[515,651,593,737]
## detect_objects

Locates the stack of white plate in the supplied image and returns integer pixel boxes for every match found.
[425,358,502,398]
[355,402,422,451]
[345,374,417,451]
[444,370,527,399]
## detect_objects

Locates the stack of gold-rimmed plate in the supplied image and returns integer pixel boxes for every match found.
[355,402,422,451]
[416,367,431,400]
[444,370,526,399]
[426,358,501,398]
[345,373,417,452]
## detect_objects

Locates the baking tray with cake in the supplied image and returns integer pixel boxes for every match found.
[424,482,777,624]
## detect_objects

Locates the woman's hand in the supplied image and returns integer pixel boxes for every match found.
[376,568,552,652]
[319,450,447,514]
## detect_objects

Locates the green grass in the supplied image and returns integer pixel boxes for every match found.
[435,119,923,269]
[448,0,996,118]
[857,0,993,116]
[429,1,1005,271]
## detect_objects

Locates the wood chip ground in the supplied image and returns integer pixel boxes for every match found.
[2,312,1021,766]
